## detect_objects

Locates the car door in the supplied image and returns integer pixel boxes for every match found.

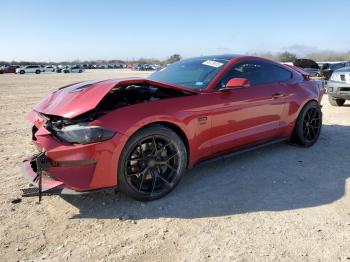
[28,66,36,73]
[209,60,291,154]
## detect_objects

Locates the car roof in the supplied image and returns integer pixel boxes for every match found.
[184,54,243,62]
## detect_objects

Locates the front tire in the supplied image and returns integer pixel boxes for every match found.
[328,95,345,106]
[35,70,40,74]
[292,101,322,147]
[118,125,187,201]
[20,70,25,74]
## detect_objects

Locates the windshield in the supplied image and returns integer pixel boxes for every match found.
[148,58,228,89]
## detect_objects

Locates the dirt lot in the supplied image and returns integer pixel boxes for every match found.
[0,70,349,262]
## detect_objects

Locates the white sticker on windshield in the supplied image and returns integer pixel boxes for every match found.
[202,60,224,68]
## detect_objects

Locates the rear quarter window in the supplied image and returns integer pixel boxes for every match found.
[270,64,293,83]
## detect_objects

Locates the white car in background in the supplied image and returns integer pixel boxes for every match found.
[43,65,56,72]
[16,65,44,74]
[63,66,84,73]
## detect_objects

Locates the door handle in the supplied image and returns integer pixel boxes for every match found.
[272,93,284,98]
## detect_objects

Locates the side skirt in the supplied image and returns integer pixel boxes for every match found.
[196,138,288,167]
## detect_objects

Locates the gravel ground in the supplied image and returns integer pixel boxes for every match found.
[0,70,349,262]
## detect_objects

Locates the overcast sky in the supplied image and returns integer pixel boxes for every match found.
[1,0,349,61]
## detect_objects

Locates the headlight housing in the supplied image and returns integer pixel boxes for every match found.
[54,124,115,144]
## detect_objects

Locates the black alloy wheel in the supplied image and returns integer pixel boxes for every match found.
[302,107,321,142]
[293,101,322,147]
[118,126,187,201]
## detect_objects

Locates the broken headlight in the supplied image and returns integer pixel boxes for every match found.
[55,124,115,144]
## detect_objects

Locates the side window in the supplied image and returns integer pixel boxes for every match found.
[218,60,292,88]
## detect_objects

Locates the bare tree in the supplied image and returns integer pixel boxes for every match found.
[166,54,181,64]
[276,51,297,62]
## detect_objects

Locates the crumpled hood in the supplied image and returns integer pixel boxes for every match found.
[33,78,199,118]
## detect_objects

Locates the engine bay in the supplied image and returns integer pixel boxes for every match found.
[41,84,191,130]
[97,84,187,111]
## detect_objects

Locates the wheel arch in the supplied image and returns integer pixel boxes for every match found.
[283,98,320,139]
[291,98,321,135]
[130,121,190,168]
[299,99,320,115]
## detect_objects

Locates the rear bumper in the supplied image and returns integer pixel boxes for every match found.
[326,80,350,99]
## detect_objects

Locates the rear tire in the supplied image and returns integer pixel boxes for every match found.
[292,101,322,147]
[328,95,345,106]
[118,125,187,201]
[20,70,25,74]
[35,70,40,74]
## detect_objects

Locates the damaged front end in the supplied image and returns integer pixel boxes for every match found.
[21,79,196,201]
[43,113,115,145]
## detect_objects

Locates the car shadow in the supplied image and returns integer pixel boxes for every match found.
[62,124,350,220]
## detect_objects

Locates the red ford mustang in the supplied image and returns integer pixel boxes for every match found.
[22,55,324,201]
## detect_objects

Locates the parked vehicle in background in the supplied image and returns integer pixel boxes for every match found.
[326,66,350,106]
[293,59,325,78]
[63,66,84,73]
[55,65,66,73]
[133,64,157,71]
[320,62,350,80]
[320,62,350,71]
[292,59,347,80]
[15,65,43,74]
[43,65,56,72]
[114,64,126,69]
[301,68,319,77]
[0,65,19,74]
[92,64,106,69]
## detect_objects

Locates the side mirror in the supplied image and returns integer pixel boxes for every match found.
[225,78,250,90]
